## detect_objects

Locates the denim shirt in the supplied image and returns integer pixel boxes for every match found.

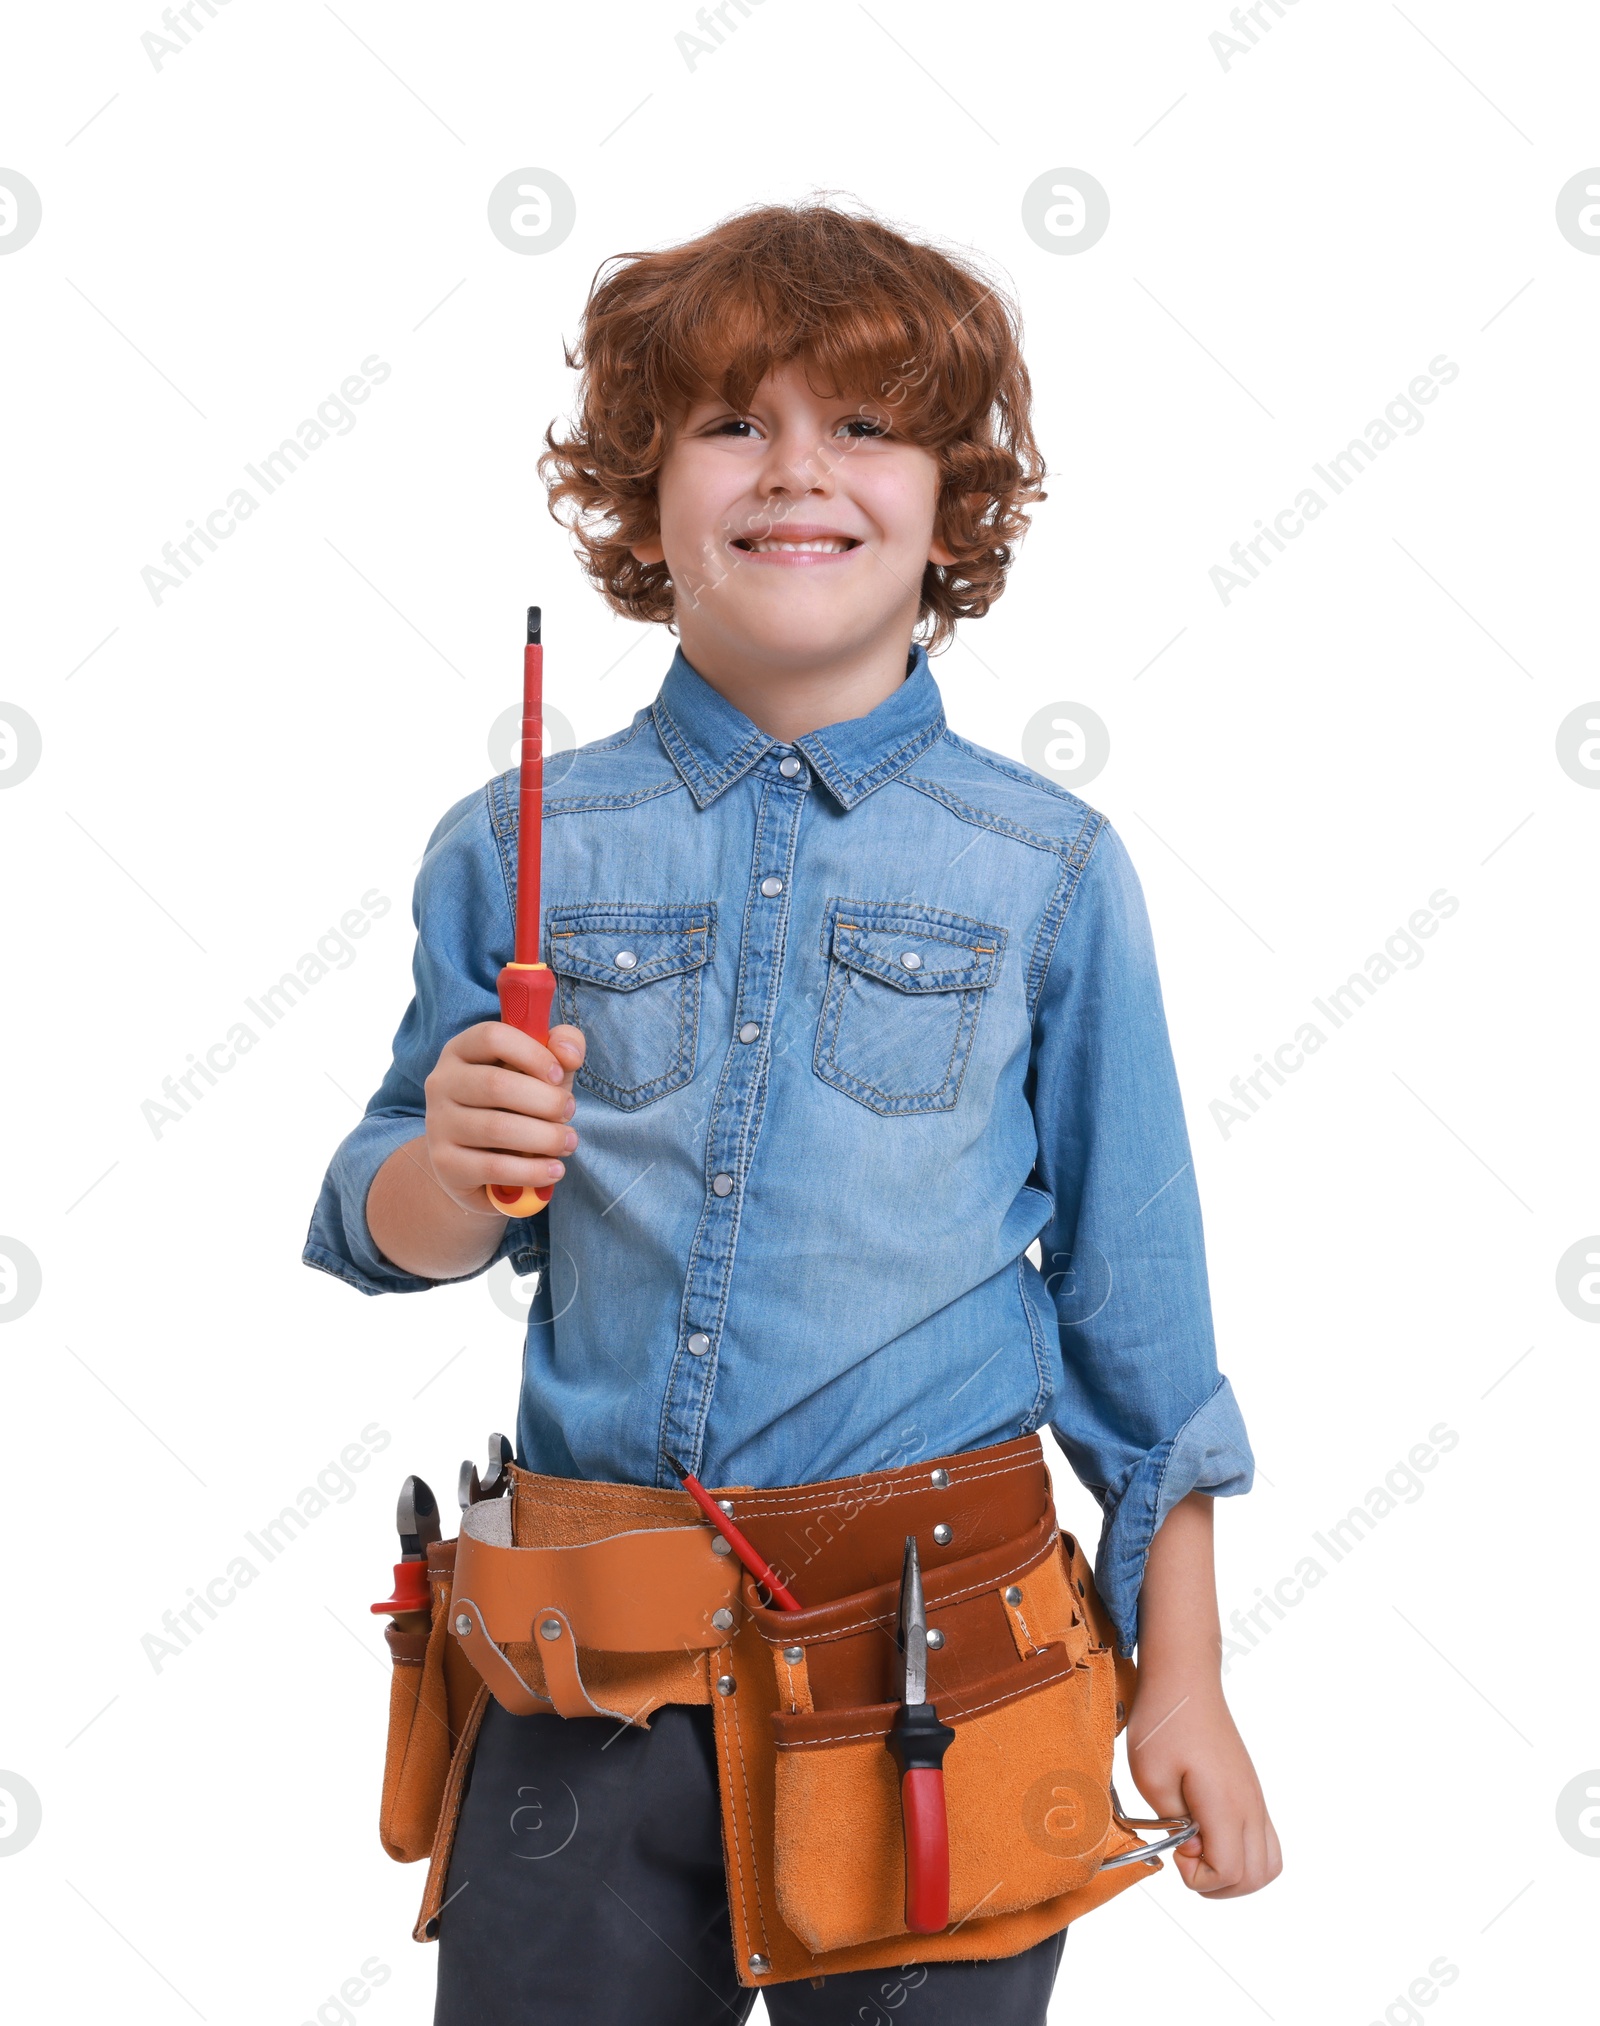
[304,642,1253,1652]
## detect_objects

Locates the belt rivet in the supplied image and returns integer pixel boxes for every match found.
[716,1674,737,1696]
[712,1607,735,1630]
[925,1628,945,1650]
[930,1467,950,1488]
[1004,1585,1023,1606]
[539,1617,563,1641]
[783,1644,804,1664]
[748,1953,771,1974]
[717,1499,736,1515]
[711,1536,733,1556]
[932,1522,953,1546]
[453,1612,472,1637]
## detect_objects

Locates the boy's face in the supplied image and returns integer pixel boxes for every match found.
[631,359,955,671]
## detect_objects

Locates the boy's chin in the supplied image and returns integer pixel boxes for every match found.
[698,594,903,666]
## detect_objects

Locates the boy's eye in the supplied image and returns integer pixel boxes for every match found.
[701,414,891,439]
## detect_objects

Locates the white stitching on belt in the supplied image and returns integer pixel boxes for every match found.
[755,1529,1061,1648]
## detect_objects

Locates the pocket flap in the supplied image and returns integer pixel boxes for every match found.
[825,900,1004,994]
[546,902,715,990]
[771,1644,1075,1750]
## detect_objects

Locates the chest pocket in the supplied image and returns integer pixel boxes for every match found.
[545,902,715,1111]
[813,899,1006,1116]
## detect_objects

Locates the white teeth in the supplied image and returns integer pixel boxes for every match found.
[742,538,855,554]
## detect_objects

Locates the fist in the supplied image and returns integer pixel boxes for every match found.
[421,1020,587,1215]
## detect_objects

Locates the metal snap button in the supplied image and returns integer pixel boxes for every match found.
[1004,1585,1023,1606]
[925,1628,945,1650]
[711,1536,733,1556]
[716,1674,737,1695]
[778,756,802,778]
[760,876,784,896]
[930,1467,950,1488]
[748,1954,771,1974]
[614,949,638,969]
[711,1172,734,1196]
[687,1332,711,1356]
[899,950,922,970]
[717,1499,735,1515]
[932,1523,952,1545]
[453,1612,472,1637]
[712,1607,735,1630]
[782,1645,804,1664]
[738,1021,761,1043]
[539,1617,563,1641]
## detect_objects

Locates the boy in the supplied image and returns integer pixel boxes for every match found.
[306,200,1279,2025]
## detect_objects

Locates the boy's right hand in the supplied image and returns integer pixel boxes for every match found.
[421,1020,587,1215]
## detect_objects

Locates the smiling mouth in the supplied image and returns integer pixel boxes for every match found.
[730,536,862,555]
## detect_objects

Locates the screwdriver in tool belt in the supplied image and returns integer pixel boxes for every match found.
[485,606,559,1218]
[889,1533,956,1933]
[663,1451,803,1610]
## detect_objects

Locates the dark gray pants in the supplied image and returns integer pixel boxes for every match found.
[434,1701,1067,2025]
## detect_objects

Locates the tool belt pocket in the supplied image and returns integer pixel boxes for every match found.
[378,1542,481,1863]
[747,1516,1120,1955]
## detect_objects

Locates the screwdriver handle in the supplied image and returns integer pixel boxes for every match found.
[485,960,560,1217]
[888,1700,956,1933]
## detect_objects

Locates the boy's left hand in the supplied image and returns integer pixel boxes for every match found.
[1125,1680,1282,1897]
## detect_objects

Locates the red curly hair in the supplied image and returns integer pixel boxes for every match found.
[539,198,1046,654]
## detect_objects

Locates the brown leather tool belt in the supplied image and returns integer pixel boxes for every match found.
[380,1432,1174,1989]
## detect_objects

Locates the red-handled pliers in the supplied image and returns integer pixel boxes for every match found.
[888,1534,955,1933]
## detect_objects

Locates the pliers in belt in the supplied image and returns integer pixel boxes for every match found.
[889,1533,956,1933]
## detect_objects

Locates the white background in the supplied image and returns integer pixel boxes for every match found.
[2,1,1596,2020]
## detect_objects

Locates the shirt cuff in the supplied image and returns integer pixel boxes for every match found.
[1092,1376,1255,1657]
[301,1111,547,1296]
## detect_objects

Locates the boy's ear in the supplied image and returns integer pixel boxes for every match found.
[631,533,666,565]
[929,493,987,568]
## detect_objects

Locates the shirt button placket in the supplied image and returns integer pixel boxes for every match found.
[663,760,807,1473]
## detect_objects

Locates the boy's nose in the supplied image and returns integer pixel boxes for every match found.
[756,433,835,496]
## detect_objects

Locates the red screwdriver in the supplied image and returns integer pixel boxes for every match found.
[485,605,558,1218]
[889,1533,955,1932]
[663,1450,803,1611]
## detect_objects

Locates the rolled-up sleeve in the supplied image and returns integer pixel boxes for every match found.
[302,784,548,1296]
[1030,814,1253,1654]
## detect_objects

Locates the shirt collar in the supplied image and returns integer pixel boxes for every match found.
[651,641,946,812]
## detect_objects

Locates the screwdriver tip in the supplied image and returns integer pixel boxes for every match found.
[527,605,541,645]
